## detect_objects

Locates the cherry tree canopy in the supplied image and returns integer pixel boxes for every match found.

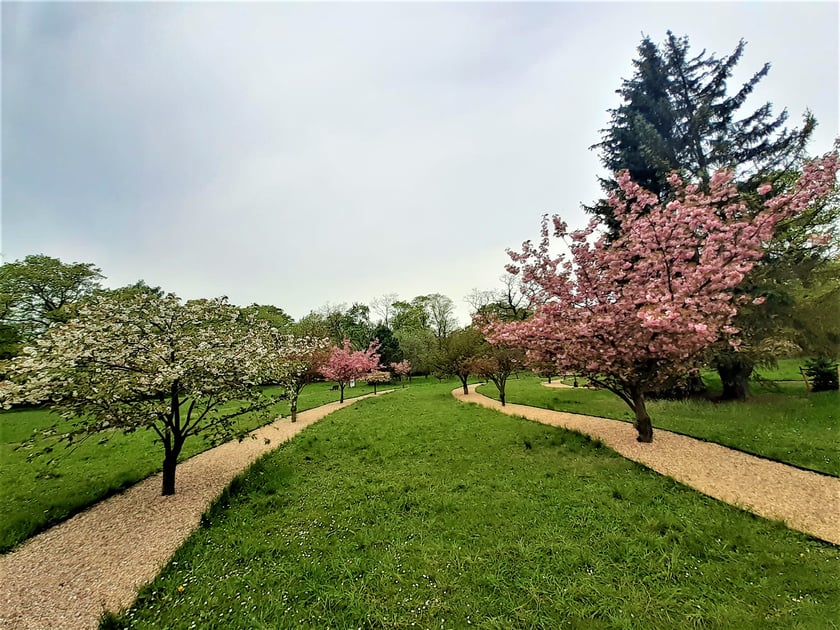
[320,338,381,403]
[485,151,839,441]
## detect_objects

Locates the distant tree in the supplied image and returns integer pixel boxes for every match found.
[394,327,435,376]
[365,370,391,394]
[424,293,459,341]
[241,303,294,333]
[0,254,103,340]
[431,327,486,394]
[95,279,165,300]
[370,293,399,327]
[465,345,523,407]
[1,293,274,495]
[265,334,331,422]
[372,323,403,367]
[391,298,430,332]
[390,360,412,386]
[320,339,381,403]
[466,274,533,322]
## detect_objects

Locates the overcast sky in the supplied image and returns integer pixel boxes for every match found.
[3,1,837,325]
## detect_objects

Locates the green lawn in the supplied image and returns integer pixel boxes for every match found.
[0,382,377,553]
[105,381,839,629]
[477,374,839,477]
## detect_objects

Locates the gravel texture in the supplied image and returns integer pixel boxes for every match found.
[0,392,386,630]
[456,385,840,546]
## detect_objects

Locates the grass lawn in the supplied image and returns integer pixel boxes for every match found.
[477,374,839,477]
[106,381,839,629]
[0,382,377,553]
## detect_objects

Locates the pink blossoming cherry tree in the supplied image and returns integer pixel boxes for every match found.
[485,151,839,442]
[320,339,382,403]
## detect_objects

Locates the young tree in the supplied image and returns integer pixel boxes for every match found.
[390,360,412,386]
[431,327,486,394]
[465,345,523,406]
[365,370,391,394]
[1,293,275,495]
[0,254,104,341]
[487,154,838,441]
[320,339,381,403]
[266,334,331,422]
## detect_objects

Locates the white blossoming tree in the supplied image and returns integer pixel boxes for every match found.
[1,292,275,495]
[265,334,331,422]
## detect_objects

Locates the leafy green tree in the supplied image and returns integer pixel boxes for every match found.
[431,327,486,394]
[0,254,103,340]
[240,303,294,333]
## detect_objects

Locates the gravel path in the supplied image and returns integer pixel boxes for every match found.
[455,385,840,546]
[0,392,388,630]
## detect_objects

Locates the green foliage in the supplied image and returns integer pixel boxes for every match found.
[804,358,839,392]
[0,254,103,342]
[239,303,294,332]
[106,383,840,629]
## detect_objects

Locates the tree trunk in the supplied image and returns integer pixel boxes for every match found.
[459,375,469,395]
[631,388,653,443]
[547,375,552,384]
[290,399,297,423]
[162,450,177,496]
[717,358,753,401]
[497,379,507,406]
[339,383,345,403]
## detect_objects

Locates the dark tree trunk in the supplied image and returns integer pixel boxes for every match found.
[459,375,469,395]
[339,383,345,403]
[631,387,653,443]
[290,399,298,423]
[497,378,507,406]
[547,375,552,384]
[162,451,177,496]
[717,358,753,401]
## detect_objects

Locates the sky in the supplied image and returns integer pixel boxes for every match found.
[2,1,838,326]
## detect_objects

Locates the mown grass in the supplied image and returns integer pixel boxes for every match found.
[0,382,376,553]
[478,374,839,477]
[106,381,839,629]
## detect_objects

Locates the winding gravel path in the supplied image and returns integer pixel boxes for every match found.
[0,392,389,630]
[454,384,840,546]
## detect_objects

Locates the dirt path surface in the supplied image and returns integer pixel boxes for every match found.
[0,392,389,630]
[455,385,840,546]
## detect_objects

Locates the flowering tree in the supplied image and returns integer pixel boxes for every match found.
[390,360,412,387]
[320,339,381,402]
[0,293,274,495]
[365,370,391,394]
[486,152,838,441]
[265,334,331,422]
